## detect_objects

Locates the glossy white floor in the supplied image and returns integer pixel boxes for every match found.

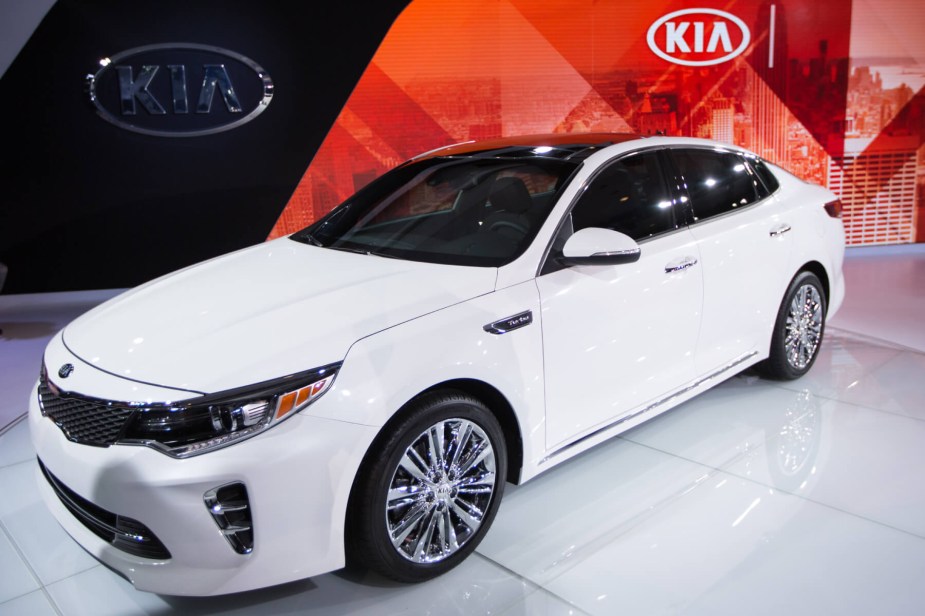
[1,245,923,616]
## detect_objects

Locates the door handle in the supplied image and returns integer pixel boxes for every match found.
[664,257,698,273]
[769,223,792,237]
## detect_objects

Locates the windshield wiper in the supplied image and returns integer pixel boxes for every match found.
[297,231,323,246]
[328,245,398,259]
[328,245,369,255]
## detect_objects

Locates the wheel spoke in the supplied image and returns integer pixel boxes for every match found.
[427,426,445,475]
[450,498,484,530]
[390,503,427,548]
[399,449,431,484]
[456,485,494,496]
[442,507,459,555]
[447,421,473,471]
[387,485,420,510]
[456,471,495,494]
[411,508,439,561]
[457,439,491,476]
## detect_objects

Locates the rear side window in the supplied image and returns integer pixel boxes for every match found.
[671,149,763,222]
[750,157,780,195]
[570,151,677,241]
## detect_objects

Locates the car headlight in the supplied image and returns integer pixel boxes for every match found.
[117,363,341,458]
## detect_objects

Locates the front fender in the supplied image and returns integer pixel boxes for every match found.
[304,280,546,481]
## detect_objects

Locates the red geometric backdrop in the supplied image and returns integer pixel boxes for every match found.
[269,0,925,246]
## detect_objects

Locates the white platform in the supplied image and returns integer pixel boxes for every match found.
[1,245,923,615]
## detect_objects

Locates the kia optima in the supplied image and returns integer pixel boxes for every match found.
[30,133,845,595]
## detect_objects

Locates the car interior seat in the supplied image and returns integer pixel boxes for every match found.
[482,177,533,240]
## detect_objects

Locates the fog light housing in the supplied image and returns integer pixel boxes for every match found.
[204,482,253,555]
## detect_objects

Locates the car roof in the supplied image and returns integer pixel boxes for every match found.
[412,133,647,162]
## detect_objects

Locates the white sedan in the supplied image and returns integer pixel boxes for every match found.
[30,134,845,595]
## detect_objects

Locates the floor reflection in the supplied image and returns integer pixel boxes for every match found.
[2,248,924,615]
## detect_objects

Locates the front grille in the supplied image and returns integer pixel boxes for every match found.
[38,458,171,560]
[38,377,134,447]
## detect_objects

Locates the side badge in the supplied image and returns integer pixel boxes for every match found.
[483,311,533,335]
[58,364,75,379]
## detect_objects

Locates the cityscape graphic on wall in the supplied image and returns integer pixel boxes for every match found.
[270,0,924,247]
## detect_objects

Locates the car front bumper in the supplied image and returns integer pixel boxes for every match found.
[29,382,378,596]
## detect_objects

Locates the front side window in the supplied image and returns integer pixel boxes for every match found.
[291,156,578,267]
[570,150,677,240]
[671,149,763,222]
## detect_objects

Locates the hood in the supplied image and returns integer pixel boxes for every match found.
[62,239,496,394]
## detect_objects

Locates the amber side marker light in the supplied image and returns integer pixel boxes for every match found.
[824,199,843,218]
[274,376,334,420]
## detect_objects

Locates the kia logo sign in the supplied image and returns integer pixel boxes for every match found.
[647,8,750,67]
[87,43,274,137]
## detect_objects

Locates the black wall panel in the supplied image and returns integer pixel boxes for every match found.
[0,0,410,294]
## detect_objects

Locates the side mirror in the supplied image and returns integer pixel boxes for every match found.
[560,227,641,266]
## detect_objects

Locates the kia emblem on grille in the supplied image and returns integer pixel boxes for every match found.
[58,364,75,378]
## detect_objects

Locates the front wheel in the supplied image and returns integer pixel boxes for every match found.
[347,391,507,582]
[760,271,827,380]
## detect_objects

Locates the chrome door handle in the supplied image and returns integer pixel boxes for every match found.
[664,257,698,273]
[769,223,792,237]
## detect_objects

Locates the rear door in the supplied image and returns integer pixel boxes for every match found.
[667,148,794,375]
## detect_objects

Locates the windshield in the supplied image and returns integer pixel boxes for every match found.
[291,156,579,267]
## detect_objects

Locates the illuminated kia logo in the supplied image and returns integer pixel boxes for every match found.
[647,8,750,67]
[87,43,274,137]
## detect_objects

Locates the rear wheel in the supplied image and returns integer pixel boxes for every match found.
[760,271,826,380]
[347,391,506,582]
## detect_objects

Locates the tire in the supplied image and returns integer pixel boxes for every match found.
[760,271,827,380]
[346,391,507,582]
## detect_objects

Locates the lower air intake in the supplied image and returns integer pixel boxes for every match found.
[38,458,171,560]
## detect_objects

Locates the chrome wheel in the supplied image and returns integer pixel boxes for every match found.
[386,418,497,564]
[760,271,826,381]
[348,392,506,582]
[784,283,823,370]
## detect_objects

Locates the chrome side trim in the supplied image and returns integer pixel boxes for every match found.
[591,248,641,258]
[540,351,758,464]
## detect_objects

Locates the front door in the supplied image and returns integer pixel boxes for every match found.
[537,150,703,449]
